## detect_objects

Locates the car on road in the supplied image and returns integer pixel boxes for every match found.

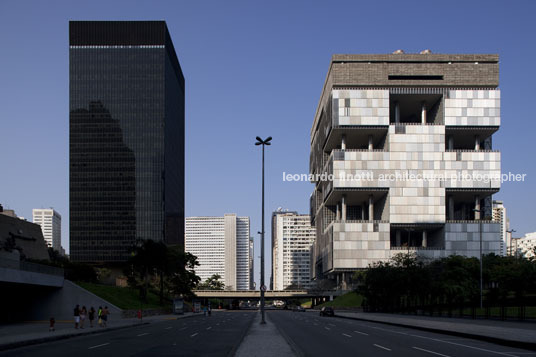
[319,306,334,317]
[292,306,305,312]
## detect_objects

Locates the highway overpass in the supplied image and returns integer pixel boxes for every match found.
[194,289,346,300]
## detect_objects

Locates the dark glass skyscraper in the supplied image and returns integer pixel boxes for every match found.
[69,21,185,263]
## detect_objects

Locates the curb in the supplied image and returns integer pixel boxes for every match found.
[0,322,149,352]
[0,313,200,352]
[268,312,304,357]
[227,311,256,357]
[334,313,536,351]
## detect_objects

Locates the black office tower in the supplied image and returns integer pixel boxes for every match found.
[69,21,185,262]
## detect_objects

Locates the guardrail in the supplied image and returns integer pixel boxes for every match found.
[0,258,64,277]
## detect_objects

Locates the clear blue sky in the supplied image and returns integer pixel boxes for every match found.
[1,0,535,287]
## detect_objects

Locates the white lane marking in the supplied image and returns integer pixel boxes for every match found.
[206,326,212,330]
[216,323,220,326]
[413,347,451,357]
[325,326,331,330]
[354,330,369,336]
[165,326,172,330]
[328,323,336,326]
[179,327,187,331]
[313,323,318,326]
[342,333,352,338]
[408,334,519,356]
[190,332,198,338]
[364,324,520,357]
[374,344,391,351]
[88,343,110,349]
[137,333,149,337]
[370,326,408,335]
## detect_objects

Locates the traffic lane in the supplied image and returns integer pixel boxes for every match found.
[270,310,406,356]
[327,313,535,357]
[270,310,534,357]
[0,311,255,357]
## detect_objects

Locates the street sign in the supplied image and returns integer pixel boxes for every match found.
[260,285,267,292]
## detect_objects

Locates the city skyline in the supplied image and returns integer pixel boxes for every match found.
[1,0,535,287]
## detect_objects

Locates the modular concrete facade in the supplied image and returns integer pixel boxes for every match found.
[310,53,502,284]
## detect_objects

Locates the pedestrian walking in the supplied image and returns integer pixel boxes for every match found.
[98,306,103,327]
[49,317,55,331]
[74,304,80,329]
[102,306,109,327]
[80,306,87,329]
[89,307,95,328]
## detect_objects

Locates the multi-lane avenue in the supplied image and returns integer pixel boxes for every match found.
[0,311,255,357]
[270,310,534,357]
[1,310,534,356]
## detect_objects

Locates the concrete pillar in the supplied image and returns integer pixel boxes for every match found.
[448,195,454,220]
[336,202,340,221]
[475,196,481,220]
[421,101,427,124]
[341,134,346,150]
[368,135,373,151]
[361,202,366,220]
[396,230,401,246]
[448,136,454,150]
[395,101,400,124]
[422,231,427,248]
[368,194,374,222]
[475,135,480,151]
[341,195,347,221]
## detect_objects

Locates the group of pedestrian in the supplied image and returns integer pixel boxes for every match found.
[74,305,110,329]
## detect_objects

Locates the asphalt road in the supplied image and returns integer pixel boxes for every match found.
[0,311,255,357]
[269,310,535,357]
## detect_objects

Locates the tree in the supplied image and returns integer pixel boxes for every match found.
[165,247,201,298]
[124,240,201,304]
[198,274,225,290]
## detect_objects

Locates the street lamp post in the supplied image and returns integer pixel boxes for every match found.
[473,208,483,309]
[255,136,272,325]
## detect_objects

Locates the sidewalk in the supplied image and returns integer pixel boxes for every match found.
[0,313,195,351]
[335,311,536,350]
[235,312,296,357]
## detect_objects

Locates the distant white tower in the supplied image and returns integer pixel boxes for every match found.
[492,201,509,256]
[32,208,62,251]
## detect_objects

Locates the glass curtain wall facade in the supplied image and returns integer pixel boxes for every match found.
[69,21,185,262]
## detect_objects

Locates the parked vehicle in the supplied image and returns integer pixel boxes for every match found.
[292,306,305,312]
[319,306,334,317]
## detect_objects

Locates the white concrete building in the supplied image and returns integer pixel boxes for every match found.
[272,211,316,290]
[32,209,62,251]
[185,214,250,290]
[514,232,536,259]
[310,53,503,285]
[492,200,509,256]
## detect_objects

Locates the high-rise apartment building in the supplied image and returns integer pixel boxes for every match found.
[32,209,62,251]
[492,200,509,256]
[185,214,250,290]
[69,21,185,262]
[272,210,316,290]
[310,52,502,285]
